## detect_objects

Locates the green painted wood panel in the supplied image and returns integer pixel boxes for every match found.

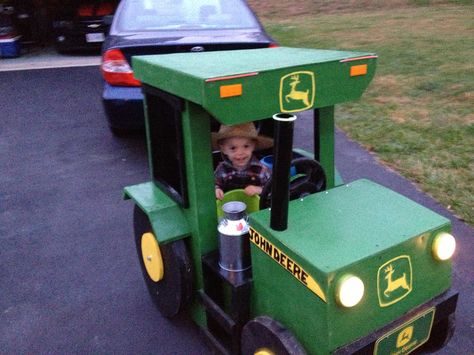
[250,179,449,272]
[123,182,190,243]
[249,179,452,353]
[133,47,376,124]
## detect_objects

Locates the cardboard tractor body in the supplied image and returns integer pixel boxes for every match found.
[124,47,457,354]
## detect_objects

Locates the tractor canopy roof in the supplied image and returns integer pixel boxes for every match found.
[132,47,377,124]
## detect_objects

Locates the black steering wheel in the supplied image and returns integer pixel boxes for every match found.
[259,158,326,209]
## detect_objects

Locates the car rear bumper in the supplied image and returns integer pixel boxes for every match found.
[102,83,144,130]
[333,289,458,354]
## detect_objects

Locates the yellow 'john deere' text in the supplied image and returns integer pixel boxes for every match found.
[249,227,326,302]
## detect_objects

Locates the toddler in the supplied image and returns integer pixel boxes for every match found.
[213,123,273,200]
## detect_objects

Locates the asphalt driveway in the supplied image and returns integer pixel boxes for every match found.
[0,65,472,354]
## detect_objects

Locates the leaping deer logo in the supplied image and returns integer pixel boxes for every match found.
[377,256,412,307]
[384,264,410,297]
[279,71,315,112]
[285,75,310,106]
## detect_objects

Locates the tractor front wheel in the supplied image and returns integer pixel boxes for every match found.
[133,206,193,318]
[241,316,306,355]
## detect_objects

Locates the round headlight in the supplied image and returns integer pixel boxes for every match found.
[432,232,456,261]
[336,275,365,308]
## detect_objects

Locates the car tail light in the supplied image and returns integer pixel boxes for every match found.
[96,3,115,16]
[101,49,141,87]
[268,43,279,48]
[78,5,94,17]
[78,3,115,16]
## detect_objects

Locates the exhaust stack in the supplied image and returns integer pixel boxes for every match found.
[270,113,297,231]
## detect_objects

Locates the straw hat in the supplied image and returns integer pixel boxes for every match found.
[212,123,273,150]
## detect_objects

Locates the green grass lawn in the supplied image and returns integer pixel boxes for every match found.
[253,2,474,225]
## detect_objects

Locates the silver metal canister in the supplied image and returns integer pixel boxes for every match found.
[218,201,251,272]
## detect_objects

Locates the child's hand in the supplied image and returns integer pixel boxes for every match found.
[215,188,224,200]
[244,185,262,196]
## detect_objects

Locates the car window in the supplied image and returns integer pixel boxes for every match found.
[116,0,260,31]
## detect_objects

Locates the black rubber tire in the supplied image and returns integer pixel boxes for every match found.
[133,206,193,318]
[241,316,307,355]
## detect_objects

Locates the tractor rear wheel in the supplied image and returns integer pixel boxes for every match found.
[241,316,306,355]
[133,206,193,318]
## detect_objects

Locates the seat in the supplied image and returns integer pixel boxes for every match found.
[216,189,260,219]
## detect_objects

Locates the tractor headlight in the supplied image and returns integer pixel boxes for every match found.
[335,274,365,308]
[432,232,456,261]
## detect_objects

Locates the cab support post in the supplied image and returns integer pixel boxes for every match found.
[313,108,320,162]
[317,106,335,188]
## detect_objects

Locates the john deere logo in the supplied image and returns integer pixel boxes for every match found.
[279,71,315,112]
[377,256,412,307]
[396,326,414,348]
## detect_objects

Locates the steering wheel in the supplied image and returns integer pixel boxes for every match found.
[259,158,326,209]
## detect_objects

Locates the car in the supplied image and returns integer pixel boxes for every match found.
[52,0,118,53]
[100,0,277,136]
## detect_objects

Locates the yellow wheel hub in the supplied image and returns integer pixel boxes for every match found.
[141,232,164,282]
[255,348,275,355]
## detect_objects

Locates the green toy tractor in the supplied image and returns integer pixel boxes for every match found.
[124,47,457,354]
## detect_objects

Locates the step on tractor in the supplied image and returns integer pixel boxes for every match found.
[123,47,457,354]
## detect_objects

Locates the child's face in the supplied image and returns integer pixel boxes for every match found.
[220,137,256,170]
